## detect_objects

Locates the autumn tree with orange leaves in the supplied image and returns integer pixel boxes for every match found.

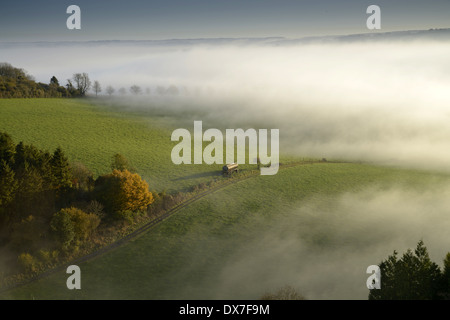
[95,169,154,214]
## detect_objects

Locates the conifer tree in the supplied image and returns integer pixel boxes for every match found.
[50,147,72,190]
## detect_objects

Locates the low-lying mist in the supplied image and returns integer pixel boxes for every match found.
[174,185,450,300]
[3,38,450,170]
[2,37,450,300]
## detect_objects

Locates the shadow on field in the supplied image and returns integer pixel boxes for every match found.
[173,170,222,181]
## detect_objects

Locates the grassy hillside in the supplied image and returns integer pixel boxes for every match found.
[0,98,263,192]
[3,162,449,300]
[2,98,450,300]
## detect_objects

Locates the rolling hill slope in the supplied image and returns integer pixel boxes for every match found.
[3,161,449,300]
[0,98,261,192]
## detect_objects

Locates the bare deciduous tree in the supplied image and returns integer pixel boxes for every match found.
[130,85,142,95]
[72,73,91,96]
[106,85,115,96]
[93,80,102,96]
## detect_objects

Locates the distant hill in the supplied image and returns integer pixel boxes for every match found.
[277,28,450,45]
[1,28,449,49]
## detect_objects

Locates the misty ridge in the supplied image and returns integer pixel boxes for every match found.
[2,28,450,171]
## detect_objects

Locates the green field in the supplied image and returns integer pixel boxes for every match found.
[3,161,450,299]
[1,98,450,300]
[0,98,264,192]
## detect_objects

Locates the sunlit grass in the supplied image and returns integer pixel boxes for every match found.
[0,98,265,192]
[3,162,449,299]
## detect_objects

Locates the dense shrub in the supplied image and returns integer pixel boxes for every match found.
[95,169,154,214]
[50,207,100,250]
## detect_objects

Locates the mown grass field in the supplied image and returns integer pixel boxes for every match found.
[3,161,450,300]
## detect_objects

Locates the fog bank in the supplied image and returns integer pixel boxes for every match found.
[185,186,450,299]
[3,39,449,170]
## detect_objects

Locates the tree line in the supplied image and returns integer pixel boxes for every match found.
[0,131,162,284]
[369,240,450,300]
[0,130,244,288]
[0,62,185,99]
[0,63,98,98]
[0,63,69,98]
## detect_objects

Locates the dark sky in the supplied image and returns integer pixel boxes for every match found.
[0,0,449,41]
